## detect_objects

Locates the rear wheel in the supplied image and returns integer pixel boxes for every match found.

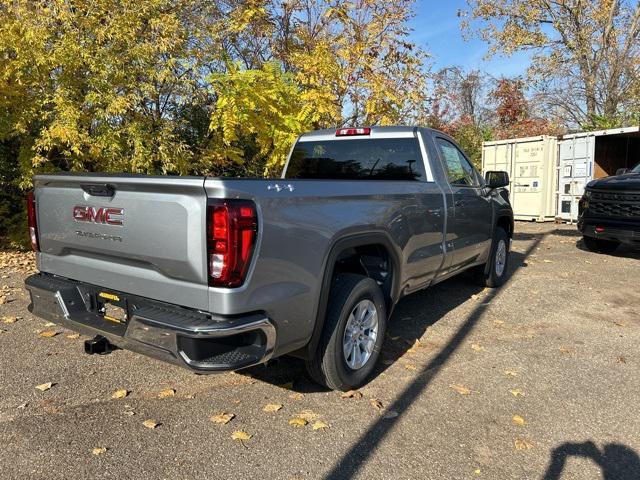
[306,274,387,391]
[583,235,620,254]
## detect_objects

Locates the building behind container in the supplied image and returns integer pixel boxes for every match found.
[557,126,640,222]
[482,135,558,222]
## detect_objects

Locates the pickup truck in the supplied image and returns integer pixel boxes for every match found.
[24,126,513,391]
[578,163,640,253]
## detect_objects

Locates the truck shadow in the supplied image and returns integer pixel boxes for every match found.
[245,230,547,397]
[542,441,640,480]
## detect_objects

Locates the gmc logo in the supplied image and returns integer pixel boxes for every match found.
[73,206,124,226]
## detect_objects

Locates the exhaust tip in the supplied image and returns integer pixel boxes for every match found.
[84,335,117,355]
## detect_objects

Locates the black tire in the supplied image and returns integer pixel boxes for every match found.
[481,227,510,288]
[583,235,620,254]
[305,274,387,391]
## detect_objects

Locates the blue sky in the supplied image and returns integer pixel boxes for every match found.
[409,0,532,78]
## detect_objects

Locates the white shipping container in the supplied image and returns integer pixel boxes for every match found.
[557,126,640,222]
[482,135,558,222]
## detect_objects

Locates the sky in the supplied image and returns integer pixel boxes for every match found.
[409,0,533,78]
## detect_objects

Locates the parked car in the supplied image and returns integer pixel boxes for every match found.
[578,163,640,253]
[24,126,513,390]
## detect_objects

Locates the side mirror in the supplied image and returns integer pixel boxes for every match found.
[485,170,509,189]
[616,168,630,176]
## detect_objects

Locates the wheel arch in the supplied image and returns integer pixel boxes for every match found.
[295,232,401,360]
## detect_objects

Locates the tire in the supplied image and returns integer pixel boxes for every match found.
[306,274,387,391]
[481,227,510,288]
[583,235,619,254]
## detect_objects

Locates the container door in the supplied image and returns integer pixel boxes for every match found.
[557,136,594,221]
[512,140,546,221]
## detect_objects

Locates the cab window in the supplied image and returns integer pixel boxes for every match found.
[436,138,480,187]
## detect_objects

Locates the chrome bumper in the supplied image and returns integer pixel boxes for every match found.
[25,273,276,372]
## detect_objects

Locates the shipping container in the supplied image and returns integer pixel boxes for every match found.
[482,135,558,222]
[557,126,640,222]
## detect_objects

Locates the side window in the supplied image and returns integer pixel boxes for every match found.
[436,137,479,187]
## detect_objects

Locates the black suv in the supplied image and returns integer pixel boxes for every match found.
[578,163,640,253]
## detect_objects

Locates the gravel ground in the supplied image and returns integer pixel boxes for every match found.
[0,222,639,480]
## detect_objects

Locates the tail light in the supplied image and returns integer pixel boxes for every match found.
[26,191,39,251]
[207,200,257,287]
[335,127,371,136]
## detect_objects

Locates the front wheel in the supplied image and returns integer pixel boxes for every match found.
[481,227,510,288]
[305,274,387,391]
[583,235,619,254]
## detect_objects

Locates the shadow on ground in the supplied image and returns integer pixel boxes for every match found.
[542,441,640,480]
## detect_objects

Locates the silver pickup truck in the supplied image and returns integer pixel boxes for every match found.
[25,126,512,390]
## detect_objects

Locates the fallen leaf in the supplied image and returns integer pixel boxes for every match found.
[543,259,554,263]
[514,438,534,450]
[2,316,17,324]
[449,384,471,395]
[471,343,485,352]
[559,346,574,354]
[210,412,235,424]
[231,430,252,441]
[512,415,527,426]
[157,388,175,398]
[370,399,384,411]
[92,447,107,456]
[289,392,304,400]
[382,410,399,419]
[38,330,59,338]
[510,389,525,397]
[340,390,363,399]
[289,417,308,427]
[262,403,283,413]
[493,319,505,327]
[296,410,318,421]
[613,321,626,327]
[43,322,56,327]
[123,410,135,416]
[471,294,480,300]
[35,382,54,392]
[504,370,518,377]
[16,402,28,409]
[404,364,417,371]
[616,356,626,364]
[66,333,80,339]
[312,421,330,430]
[111,389,129,399]
[142,419,159,429]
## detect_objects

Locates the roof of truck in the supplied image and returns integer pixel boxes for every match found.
[298,126,440,142]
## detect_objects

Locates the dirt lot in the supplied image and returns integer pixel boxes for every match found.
[0,222,639,480]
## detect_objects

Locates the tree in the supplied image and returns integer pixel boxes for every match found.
[426,67,493,167]
[489,78,563,139]
[219,0,431,128]
[463,0,640,128]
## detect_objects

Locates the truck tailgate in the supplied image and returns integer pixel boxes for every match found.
[34,175,209,310]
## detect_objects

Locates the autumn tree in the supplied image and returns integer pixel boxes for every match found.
[489,78,563,139]
[427,67,492,167]
[463,0,640,128]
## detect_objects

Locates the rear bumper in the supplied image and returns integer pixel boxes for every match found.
[24,273,276,372]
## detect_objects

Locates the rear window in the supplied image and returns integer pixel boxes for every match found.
[285,138,425,180]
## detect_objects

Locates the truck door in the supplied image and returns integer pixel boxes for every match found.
[435,136,493,272]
